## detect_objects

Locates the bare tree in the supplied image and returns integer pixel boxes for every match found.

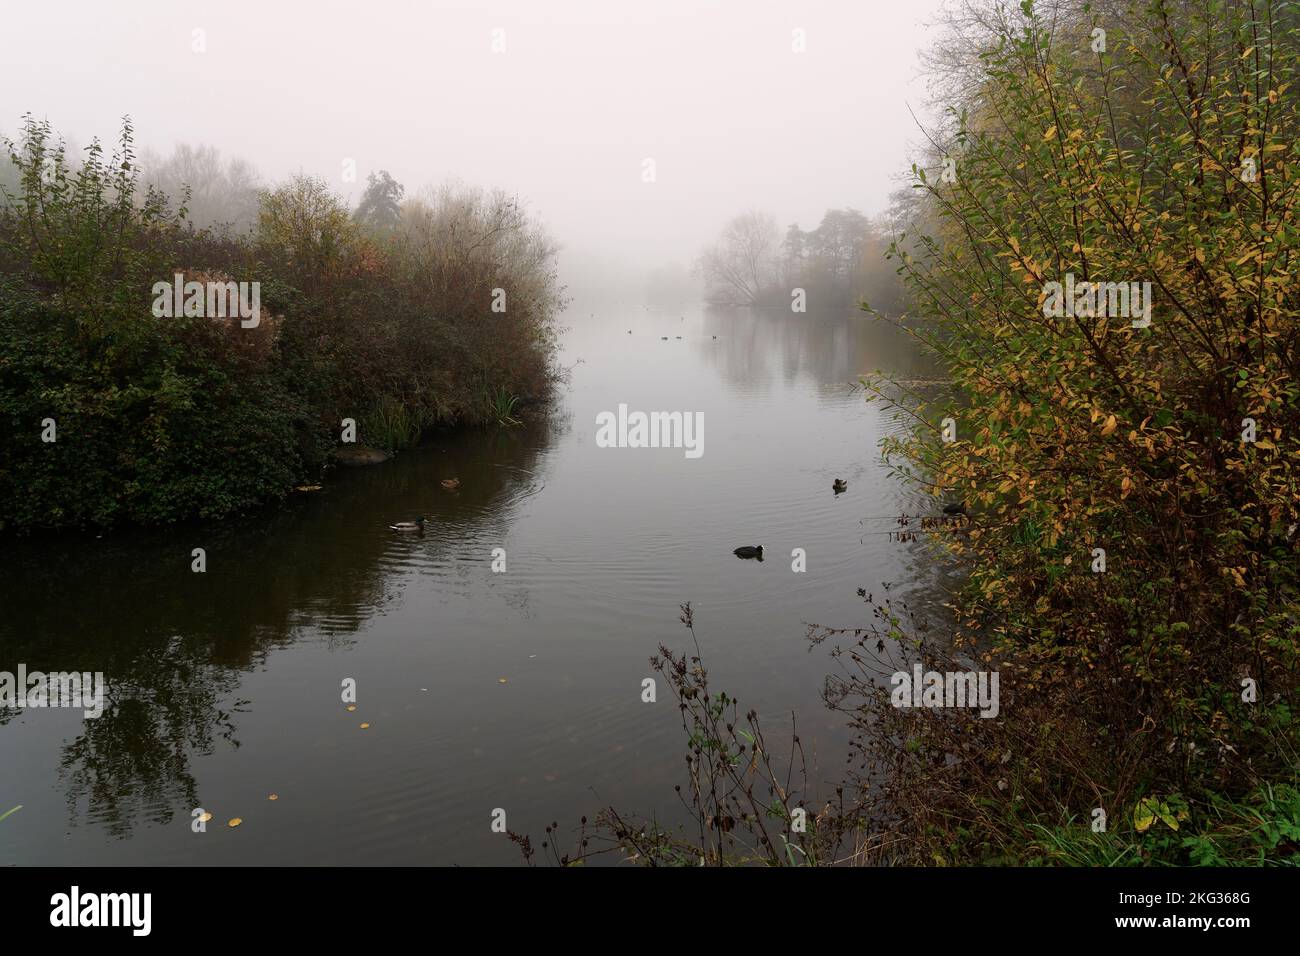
[140,142,261,234]
[695,210,780,305]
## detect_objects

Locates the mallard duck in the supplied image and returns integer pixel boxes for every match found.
[832,479,848,494]
[942,502,967,516]
[440,478,460,490]
[389,516,429,532]
[733,545,764,559]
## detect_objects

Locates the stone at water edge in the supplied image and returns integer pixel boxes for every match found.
[332,446,391,466]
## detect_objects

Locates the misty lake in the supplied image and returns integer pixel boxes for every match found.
[0,304,942,865]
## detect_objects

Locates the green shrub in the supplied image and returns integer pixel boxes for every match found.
[0,116,563,532]
[854,0,1300,864]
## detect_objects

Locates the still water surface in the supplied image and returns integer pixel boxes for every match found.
[0,304,940,864]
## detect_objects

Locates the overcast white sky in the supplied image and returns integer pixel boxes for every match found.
[0,0,945,278]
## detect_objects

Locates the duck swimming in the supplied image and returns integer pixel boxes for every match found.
[832,478,848,494]
[389,516,429,532]
[733,545,764,559]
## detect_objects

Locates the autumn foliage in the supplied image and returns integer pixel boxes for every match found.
[0,117,563,531]
[862,0,1300,863]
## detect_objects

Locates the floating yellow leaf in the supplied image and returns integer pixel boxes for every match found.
[346,705,356,712]
[498,678,508,684]
[359,722,370,729]
[228,818,242,828]
[267,794,278,801]
[198,811,213,823]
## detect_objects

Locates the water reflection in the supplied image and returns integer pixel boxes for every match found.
[700,305,935,391]
[0,305,945,865]
[1,424,555,844]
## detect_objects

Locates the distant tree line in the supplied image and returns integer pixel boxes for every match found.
[695,206,905,312]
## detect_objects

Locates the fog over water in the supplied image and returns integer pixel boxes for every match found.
[0,1,953,866]
[0,0,943,290]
